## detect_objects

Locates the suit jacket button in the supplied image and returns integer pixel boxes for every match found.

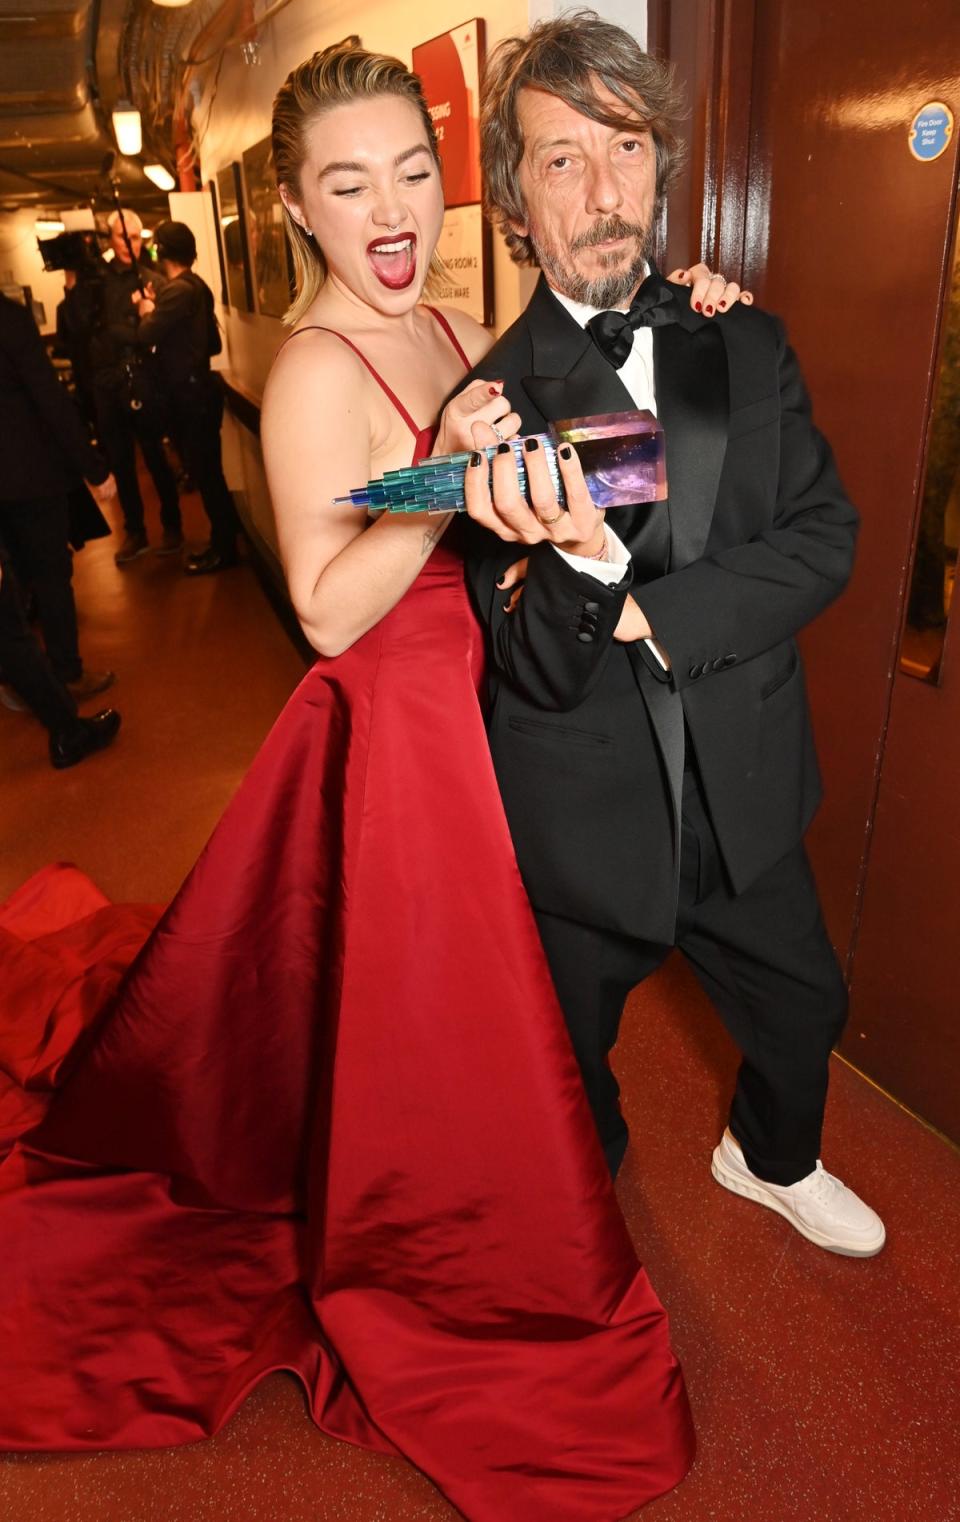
[577,630,595,643]
[723,653,737,667]
[689,663,702,679]
[712,657,726,672]
[583,600,600,614]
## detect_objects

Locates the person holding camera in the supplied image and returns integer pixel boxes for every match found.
[65,209,183,565]
[131,221,241,575]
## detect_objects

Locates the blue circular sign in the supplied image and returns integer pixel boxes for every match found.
[908,101,954,162]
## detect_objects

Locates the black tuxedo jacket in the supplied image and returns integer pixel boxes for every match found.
[461,275,858,943]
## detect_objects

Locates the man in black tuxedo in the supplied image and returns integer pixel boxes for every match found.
[462,12,884,1256]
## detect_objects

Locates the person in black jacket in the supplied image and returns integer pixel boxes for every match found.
[132,221,241,575]
[461,14,884,1257]
[0,546,120,768]
[0,292,116,703]
[63,209,182,565]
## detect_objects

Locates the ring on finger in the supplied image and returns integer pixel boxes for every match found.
[491,423,505,445]
[537,508,563,525]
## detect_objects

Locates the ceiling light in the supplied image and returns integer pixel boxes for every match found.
[151,0,193,7]
[35,218,66,235]
[112,103,142,157]
[143,164,176,191]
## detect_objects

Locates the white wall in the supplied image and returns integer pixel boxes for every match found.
[0,210,72,334]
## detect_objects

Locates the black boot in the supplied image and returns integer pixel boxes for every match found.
[49,709,122,769]
[184,544,238,576]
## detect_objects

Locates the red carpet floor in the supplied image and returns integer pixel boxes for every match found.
[1,480,957,1522]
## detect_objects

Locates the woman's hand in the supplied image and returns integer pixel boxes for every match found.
[666,262,754,316]
[432,379,521,457]
[465,431,605,557]
[498,556,528,613]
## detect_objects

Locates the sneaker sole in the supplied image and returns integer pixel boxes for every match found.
[711,1148,886,1258]
[114,547,151,565]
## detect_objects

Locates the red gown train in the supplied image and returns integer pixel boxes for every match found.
[0,317,694,1519]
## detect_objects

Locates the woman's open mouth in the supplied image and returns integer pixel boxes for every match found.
[367,233,418,290]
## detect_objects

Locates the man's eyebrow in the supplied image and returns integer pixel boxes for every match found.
[318,144,432,180]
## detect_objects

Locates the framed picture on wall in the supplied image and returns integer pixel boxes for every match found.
[412,19,485,209]
[216,162,254,313]
[242,135,295,320]
[207,177,229,306]
[434,203,493,327]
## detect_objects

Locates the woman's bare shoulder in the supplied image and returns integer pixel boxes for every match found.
[262,327,369,428]
[428,303,493,367]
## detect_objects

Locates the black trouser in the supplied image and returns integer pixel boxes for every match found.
[535,768,848,1185]
[93,382,180,537]
[0,544,77,733]
[170,378,240,555]
[0,495,81,683]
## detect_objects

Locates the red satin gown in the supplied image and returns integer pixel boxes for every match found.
[0,309,694,1520]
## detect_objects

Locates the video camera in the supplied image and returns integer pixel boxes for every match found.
[37,229,104,280]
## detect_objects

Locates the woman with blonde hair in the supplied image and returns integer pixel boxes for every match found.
[0,40,742,1518]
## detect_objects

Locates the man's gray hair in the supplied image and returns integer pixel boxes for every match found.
[481,10,685,266]
[107,208,143,235]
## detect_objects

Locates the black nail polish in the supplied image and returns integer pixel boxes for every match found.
[523,437,539,452]
[496,441,511,455]
[558,444,572,460]
[469,451,482,467]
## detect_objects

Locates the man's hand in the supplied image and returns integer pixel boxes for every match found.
[87,473,117,505]
[433,379,521,456]
[613,595,653,642]
[465,430,606,556]
[667,262,754,316]
[131,284,156,317]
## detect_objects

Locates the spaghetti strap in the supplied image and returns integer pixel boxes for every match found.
[423,306,472,370]
[282,325,420,439]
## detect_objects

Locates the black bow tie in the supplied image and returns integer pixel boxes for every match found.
[586,271,678,368]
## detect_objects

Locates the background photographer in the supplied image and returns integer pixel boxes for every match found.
[63,209,183,565]
[131,220,240,575]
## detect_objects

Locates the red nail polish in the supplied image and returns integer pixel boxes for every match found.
[488,385,500,396]
[718,299,727,309]
[694,301,702,312]
[704,304,714,315]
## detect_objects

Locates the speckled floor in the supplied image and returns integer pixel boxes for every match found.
[1,474,958,1522]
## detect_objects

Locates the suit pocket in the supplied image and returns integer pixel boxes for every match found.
[508,716,612,748]
[728,395,780,439]
[760,647,799,701]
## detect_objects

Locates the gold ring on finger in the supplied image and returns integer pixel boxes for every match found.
[537,509,563,525]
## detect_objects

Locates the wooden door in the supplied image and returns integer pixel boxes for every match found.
[650,0,960,1137]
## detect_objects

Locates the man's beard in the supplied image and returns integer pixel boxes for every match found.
[531,212,655,308]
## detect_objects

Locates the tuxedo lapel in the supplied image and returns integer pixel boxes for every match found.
[521,276,634,423]
[654,317,729,568]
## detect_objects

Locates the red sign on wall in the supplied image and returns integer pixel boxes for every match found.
[413,20,485,209]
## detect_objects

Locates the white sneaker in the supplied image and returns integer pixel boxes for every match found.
[711,1130,886,1257]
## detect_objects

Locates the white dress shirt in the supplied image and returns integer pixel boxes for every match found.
[544,280,670,669]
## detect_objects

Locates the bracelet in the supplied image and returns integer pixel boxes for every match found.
[584,539,609,561]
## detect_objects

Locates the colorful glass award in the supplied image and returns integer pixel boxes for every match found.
[331,409,666,515]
